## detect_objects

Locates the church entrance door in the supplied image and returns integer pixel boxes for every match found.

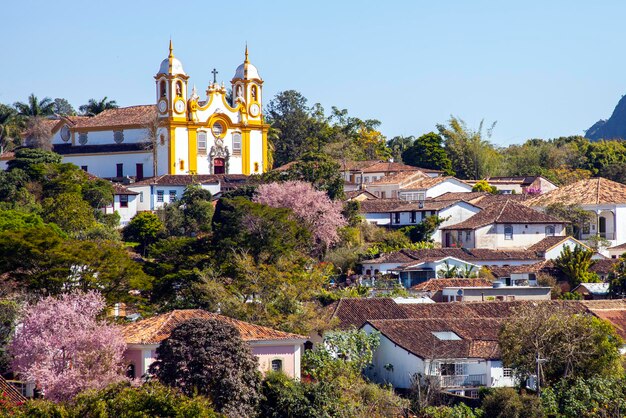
[214,158,225,174]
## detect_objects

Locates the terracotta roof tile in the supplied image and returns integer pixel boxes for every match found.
[400,248,541,262]
[528,236,588,253]
[73,105,156,129]
[359,198,462,213]
[122,309,305,344]
[367,318,503,359]
[328,298,409,329]
[358,161,441,174]
[411,278,494,292]
[441,200,564,230]
[369,171,428,185]
[526,177,626,206]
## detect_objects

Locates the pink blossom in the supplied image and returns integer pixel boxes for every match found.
[9,291,127,401]
[254,181,347,247]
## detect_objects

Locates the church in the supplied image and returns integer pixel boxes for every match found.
[43,42,269,179]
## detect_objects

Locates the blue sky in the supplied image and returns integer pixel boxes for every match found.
[2,0,625,145]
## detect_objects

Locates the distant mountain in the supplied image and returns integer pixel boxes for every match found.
[586,95,626,140]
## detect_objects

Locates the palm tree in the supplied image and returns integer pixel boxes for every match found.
[0,104,20,152]
[13,94,55,117]
[79,97,119,116]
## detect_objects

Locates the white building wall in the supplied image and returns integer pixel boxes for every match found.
[157,127,170,176]
[63,152,153,178]
[363,324,423,389]
[426,180,472,198]
[249,130,263,174]
[103,194,139,227]
[173,127,189,175]
[364,213,391,226]
[463,223,565,250]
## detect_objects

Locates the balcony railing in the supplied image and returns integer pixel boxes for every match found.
[440,374,486,388]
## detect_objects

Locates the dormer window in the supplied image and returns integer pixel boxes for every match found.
[432,331,461,341]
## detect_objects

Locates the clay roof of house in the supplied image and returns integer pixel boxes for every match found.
[326,298,409,330]
[528,236,588,253]
[0,151,15,161]
[131,174,221,186]
[72,105,156,129]
[526,177,626,206]
[411,278,494,292]
[368,170,428,185]
[441,200,564,230]
[432,191,490,202]
[466,176,550,186]
[0,376,26,405]
[362,250,418,265]
[367,318,503,360]
[345,190,378,200]
[111,182,139,195]
[582,300,626,339]
[589,259,619,275]
[470,193,531,208]
[402,248,541,263]
[356,161,442,174]
[401,176,468,190]
[609,242,626,251]
[122,309,305,344]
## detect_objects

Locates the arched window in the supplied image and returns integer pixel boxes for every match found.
[179,160,185,170]
[504,224,513,240]
[545,225,555,236]
[271,359,283,372]
[197,131,207,152]
[251,85,257,101]
[176,81,183,97]
[232,132,242,156]
[160,80,166,97]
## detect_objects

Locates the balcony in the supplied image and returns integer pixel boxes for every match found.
[439,374,486,388]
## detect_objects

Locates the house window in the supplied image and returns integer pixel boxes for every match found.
[157,191,164,202]
[119,195,128,208]
[139,192,144,203]
[198,132,207,152]
[457,231,463,242]
[394,213,401,224]
[271,359,283,372]
[126,364,136,379]
[232,132,242,156]
[364,176,370,183]
[116,163,123,178]
[504,224,513,240]
[410,211,417,223]
[465,231,471,241]
[545,225,555,236]
[169,190,177,202]
[136,163,144,180]
[503,368,513,378]
[381,191,386,199]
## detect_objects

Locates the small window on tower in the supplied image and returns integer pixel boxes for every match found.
[232,133,242,156]
[176,81,183,97]
[160,134,165,146]
[160,81,166,97]
[254,162,259,172]
[251,85,257,101]
[179,160,185,171]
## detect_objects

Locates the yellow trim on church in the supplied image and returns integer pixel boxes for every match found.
[242,130,251,175]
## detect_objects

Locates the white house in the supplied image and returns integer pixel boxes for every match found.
[362,318,515,396]
[122,309,306,380]
[127,174,221,212]
[337,160,442,192]
[526,178,626,250]
[466,176,558,195]
[441,200,566,249]
[104,183,140,227]
[366,175,472,201]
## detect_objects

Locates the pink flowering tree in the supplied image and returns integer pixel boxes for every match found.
[9,291,127,401]
[254,181,347,249]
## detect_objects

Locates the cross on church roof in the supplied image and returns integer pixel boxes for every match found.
[211,68,218,84]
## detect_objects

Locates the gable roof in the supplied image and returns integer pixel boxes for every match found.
[526,177,626,206]
[345,190,378,200]
[350,161,442,174]
[441,200,564,230]
[411,278,494,292]
[326,298,408,330]
[366,318,502,360]
[122,309,305,344]
[359,198,472,214]
[528,236,588,253]
[400,248,541,263]
[72,105,156,129]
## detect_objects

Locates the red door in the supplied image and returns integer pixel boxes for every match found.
[214,158,225,174]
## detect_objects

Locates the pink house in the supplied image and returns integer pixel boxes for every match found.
[121,309,306,380]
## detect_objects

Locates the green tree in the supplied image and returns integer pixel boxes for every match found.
[52,98,76,116]
[388,135,414,163]
[13,94,55,117]
[554,245,599,287]
[79,97,119,116]
[150,318,261,417]
[266,90,329,166]
[0,300,19,374]
[438,116,501,179]
[123,212,165,253]
[608,254,626,298]
[0,103,21,152]
[158,185,214,236]
[6,148,61,173]
[401,132,454,175]
[499,303,623,387]
[471,179,498,194]
[545,203,592,240]
[480,388,543,418]
[212,197,311,263]
[42,192,96,236]
[542,376,626,418]
[0,210,46,231]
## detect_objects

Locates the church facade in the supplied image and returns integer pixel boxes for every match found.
[47,42,268,179]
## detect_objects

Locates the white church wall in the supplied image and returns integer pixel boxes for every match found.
[249,130,263,174]
[173,127,189,174]
[63,152,153,178]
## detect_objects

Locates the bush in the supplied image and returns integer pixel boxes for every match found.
[480,388,543,418]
